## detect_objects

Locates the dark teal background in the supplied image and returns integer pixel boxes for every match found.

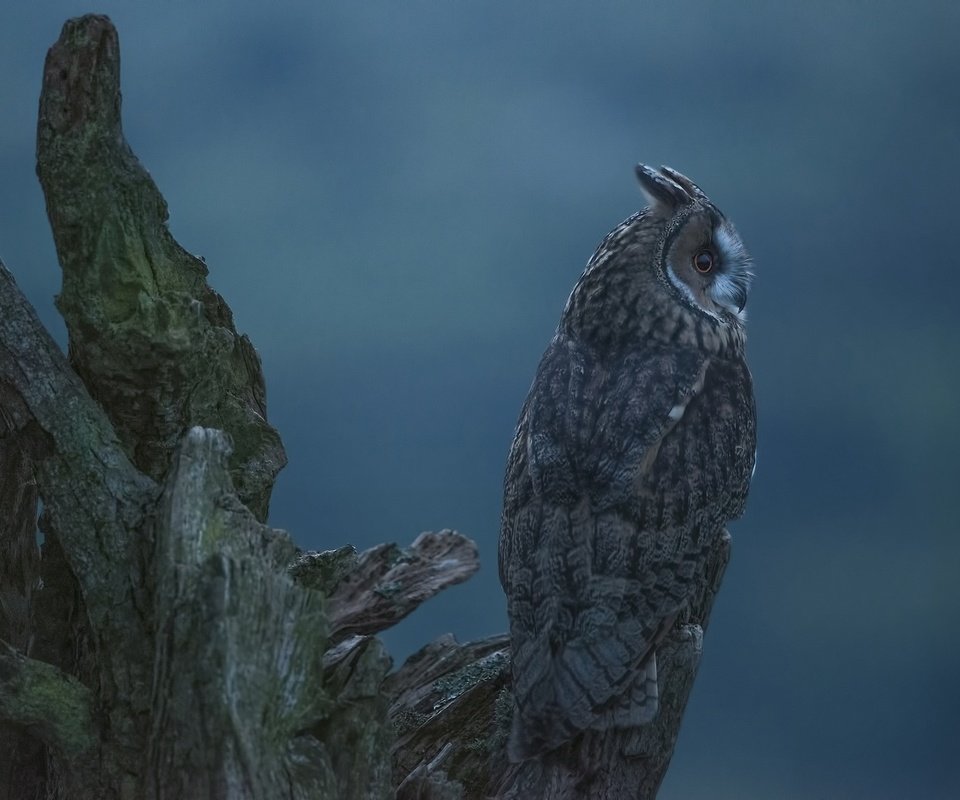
[2,3,957,798]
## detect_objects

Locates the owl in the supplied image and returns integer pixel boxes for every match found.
[499,164,756,760]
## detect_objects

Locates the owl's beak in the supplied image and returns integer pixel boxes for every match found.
[734,284,748,314]
[709,271,751,317]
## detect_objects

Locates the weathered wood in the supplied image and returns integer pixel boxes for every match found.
[0,253,156,794]
[318,634,395,799]
[0,427,38,654]
[36,14,285,523]
[0,416,42,795]
[389,634,512,798]
[0,641,96,760]
[0,259,155,635]
[0,253,399,794]
[293,530,480,642]
[146,427,334,799]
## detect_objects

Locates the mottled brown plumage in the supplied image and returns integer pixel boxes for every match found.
[499,164,756,760]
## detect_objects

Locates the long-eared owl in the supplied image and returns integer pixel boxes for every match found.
[499,164,757,760]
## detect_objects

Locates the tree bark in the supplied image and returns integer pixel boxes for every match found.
[36,14,284,523]
[0,14,732,799]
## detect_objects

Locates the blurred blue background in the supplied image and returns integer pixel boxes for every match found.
[2,3,957,798]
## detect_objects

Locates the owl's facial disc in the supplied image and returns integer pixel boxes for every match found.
[708,222,752,317]
[664,213,753,322]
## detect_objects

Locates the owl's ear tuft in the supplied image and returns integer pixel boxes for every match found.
[635,164,697,210]
[659,166,709,203]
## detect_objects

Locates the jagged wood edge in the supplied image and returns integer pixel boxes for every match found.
[0,256,155,795]
[146,427,337,799]
[0,13,294,792]
[0,258,154,641]
[0,256,484,798]
[291,531,480,643]
[36,14,284,522]
[3,15,488,798]
[0,258,399,798]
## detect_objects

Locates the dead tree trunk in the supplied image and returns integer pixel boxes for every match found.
[0,15,730,799]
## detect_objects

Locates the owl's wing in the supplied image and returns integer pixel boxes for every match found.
[525,332,707,507]
[501,332,709,758]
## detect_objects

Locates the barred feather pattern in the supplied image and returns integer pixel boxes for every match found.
[499,167,756,761]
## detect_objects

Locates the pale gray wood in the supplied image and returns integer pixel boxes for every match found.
[293,530,480,642]
[146,427,337,799]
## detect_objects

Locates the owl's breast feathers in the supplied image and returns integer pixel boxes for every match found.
[499,330,755,759]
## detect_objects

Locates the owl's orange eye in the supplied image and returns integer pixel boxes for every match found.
[693,250,714,274]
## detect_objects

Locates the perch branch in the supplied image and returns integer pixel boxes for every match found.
[292,531,480,642]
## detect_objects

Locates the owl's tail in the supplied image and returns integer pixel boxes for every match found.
[506,651,660,762]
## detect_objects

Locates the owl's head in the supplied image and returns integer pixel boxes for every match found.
[563,165,753,353]
[634,164,752,323]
